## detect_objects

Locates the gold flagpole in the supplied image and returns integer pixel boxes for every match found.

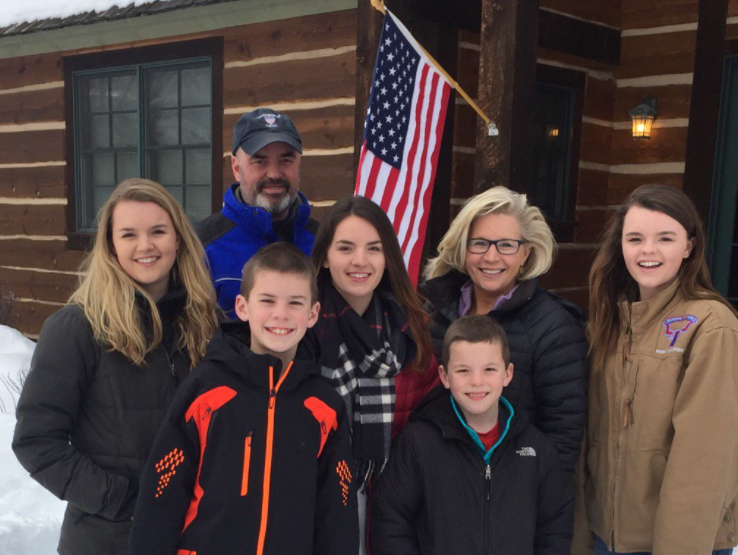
[370,0,499,136]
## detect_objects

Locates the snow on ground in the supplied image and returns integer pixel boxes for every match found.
[0,0,151,28]
[0,325,65,555]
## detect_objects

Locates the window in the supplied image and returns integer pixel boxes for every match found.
[64,39,223,246]
[530,64,584,242]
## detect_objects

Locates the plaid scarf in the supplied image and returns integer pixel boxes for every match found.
[315,282,414,488]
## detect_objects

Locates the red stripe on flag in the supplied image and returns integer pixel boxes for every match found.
[354,142,369,196]
[391,64,430,239]
[363,151,384,201]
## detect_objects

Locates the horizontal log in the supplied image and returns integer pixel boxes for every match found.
[730,0,738,17]
[613,84,692,120]
[540,246,596,290]
[536,47,616,73]
[610,126,689,165]
[0,267,77,304]
[452,104,477,149]
[0,239,86,273]
[223,10,356,63]
[617,32,697,79]
[539,8,620,66]
[5,300,60,336]
[0,129,64,165]
[579,122,612,165]
[0,205,66,236]
[576,167,610,206]
[451,151,475,199]
[223,104,355,151]
[556,287,589,313]
[622,0,698,29]
[583,77,615,121]
[456,48,480,97]
[0,87,64,126]
[0,165,66,198]
[607,173,684,204]
[223,51,355,108]
[540,0,620,29]
[0,54,63,92]
[574,207,617,242]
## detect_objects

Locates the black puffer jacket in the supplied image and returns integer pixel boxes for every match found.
[13,289,191,555]
[371,388,574,555]
[420,271,588,472]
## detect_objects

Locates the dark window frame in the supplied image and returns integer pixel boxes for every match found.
[63,37,224,251]
[533,63,585,243]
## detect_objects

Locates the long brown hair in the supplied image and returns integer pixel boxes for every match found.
[588,184,736,368]
[311,196,433,371]
[69,179,218,368]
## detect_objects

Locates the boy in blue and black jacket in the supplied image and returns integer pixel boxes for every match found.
[128,243,358,555]
[371,315,573,555]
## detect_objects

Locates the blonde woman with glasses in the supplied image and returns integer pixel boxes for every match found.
[421,186,588,474]
[13,179,218,555]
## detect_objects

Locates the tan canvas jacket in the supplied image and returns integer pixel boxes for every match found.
[573,280,738,555]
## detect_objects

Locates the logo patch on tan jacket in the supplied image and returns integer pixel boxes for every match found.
[657,314,698,353]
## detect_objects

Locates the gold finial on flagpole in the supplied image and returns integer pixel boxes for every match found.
[370,0,386,14]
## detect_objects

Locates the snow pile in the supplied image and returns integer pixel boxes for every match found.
[0,0,153,28]
[0,325,65,555]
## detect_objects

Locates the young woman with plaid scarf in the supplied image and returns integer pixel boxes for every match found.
[310,196,438,554]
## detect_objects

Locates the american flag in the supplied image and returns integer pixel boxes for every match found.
[354,10,452,285]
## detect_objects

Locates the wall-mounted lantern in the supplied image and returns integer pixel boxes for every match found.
[546,124,560,140]
[629,97,657,139]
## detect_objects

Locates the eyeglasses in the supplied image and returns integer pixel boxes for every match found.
[467,238,529,255]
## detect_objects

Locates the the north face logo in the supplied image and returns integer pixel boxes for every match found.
[516,447,536,457]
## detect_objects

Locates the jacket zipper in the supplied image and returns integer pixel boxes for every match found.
[241,432,253,496]
[255,362,293,555]
[162,344,178,385]
[483,463,492,554]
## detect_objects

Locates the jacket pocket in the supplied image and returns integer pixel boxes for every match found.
[241,432,252,496]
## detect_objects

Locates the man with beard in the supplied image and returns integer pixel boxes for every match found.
[197,108,318,318]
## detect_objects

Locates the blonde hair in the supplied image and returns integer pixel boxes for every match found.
[424,186,556,280]
[69,178,218,368]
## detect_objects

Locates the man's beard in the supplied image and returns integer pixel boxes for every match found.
[246,177,297,215]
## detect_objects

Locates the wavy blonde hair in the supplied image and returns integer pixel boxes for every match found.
[424,186,556,280]
[69,179,218,368]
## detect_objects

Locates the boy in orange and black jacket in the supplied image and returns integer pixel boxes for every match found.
[127,244,358,555]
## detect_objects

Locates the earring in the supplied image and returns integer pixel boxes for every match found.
[519,266,525,276]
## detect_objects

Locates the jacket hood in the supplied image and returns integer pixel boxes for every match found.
[202,320,321,391]
[412,386,528,449]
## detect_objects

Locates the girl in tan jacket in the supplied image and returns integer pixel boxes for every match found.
[573,185,738,555]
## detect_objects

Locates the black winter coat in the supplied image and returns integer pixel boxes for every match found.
[12,290,191,555]
[420,272,588,473]
[370,388,574,555]
[127,321,358,555]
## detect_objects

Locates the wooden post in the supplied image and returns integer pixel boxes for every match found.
[683,0,730,224]
[474,0,540,193]
[353,1,384,180]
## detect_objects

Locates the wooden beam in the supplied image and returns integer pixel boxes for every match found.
[683,0,730,225]
[538,9,620,66]
[352,1,383,179]
[474,0,540,193]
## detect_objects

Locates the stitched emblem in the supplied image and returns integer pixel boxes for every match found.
[336,460,352,506]
[304,397,338,457]
[663,315,698,347]
[154,448,185,498]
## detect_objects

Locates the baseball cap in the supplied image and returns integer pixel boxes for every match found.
[231,108,302,155]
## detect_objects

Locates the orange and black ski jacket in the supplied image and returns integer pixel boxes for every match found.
[127,322,358,555]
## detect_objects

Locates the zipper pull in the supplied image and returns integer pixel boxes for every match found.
[269,388,276,409]
[485,464,492,501]
[485,464,491,480]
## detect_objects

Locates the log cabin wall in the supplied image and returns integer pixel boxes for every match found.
[0,8,357,336]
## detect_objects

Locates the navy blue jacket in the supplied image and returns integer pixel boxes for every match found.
[371,388,574,555]
[197,184,318,318]
[420,273,588,473]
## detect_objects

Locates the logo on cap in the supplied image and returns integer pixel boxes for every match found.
[258,113,279,128]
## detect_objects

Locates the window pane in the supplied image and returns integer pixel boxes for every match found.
[181,107,210,144]
[149,109,179,146]
[112,113,137,148]
[92,152,115,187]
[147,150,183,185]
[110,74,137,112]
[86,77,108,113]
[185,149,210,185]
[116,151,138,182]
[181,66,210,106]
[87,114,110,148]
[91,186,115,220]
[164,186,184,206]
[148,70,178,109]
[185,186,211,222]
